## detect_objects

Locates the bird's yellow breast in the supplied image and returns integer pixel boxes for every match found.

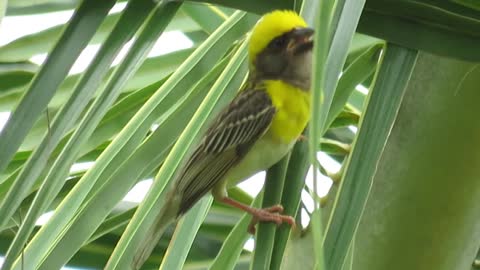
[264,80,311,143]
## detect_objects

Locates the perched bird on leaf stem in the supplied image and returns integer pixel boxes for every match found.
[131,10,313,269]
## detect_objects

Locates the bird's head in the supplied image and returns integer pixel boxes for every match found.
[248,10,313,90]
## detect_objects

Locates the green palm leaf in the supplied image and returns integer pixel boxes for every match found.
[0,0,478,269]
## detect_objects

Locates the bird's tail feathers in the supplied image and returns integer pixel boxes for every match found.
[132,189,181,269]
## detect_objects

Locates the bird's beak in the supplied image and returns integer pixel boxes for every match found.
[287,27,314,55]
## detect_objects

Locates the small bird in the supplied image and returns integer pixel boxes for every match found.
[132,10,313,268]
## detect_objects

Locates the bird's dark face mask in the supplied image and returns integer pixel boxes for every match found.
[254,27,314,90]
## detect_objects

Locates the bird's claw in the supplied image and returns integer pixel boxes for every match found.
[247,205,296,234]
[297,135,308,142]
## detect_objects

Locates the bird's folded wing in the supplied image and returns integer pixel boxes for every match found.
[176,88,276,214]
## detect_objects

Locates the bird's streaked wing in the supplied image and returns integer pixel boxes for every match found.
[176,87,276,214]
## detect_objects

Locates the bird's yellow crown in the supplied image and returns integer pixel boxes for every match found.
[248,10,307,63]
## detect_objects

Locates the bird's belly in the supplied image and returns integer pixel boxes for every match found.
[224,136,295,187]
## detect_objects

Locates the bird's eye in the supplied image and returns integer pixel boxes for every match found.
[270,36,286,49]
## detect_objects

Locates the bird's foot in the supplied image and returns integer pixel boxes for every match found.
[247,204,296,234]
[219,197,296,234]
[298,135,308,142]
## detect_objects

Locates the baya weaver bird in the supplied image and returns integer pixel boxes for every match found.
[130,10,313,269]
